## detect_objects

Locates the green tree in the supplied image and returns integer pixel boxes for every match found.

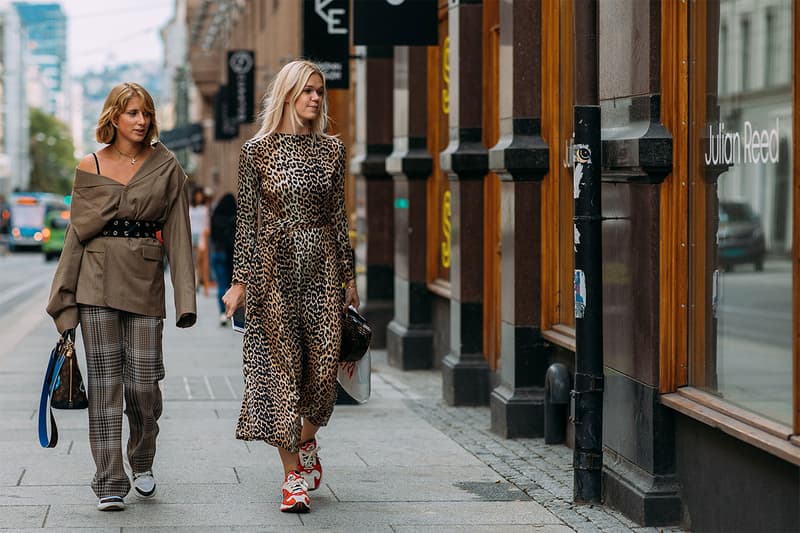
[29,107,77,195]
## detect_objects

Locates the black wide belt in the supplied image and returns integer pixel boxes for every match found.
[101,219,162,239]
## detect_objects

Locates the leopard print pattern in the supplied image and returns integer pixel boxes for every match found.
[231,133,354,453]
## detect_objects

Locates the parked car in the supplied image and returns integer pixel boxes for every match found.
[42,206,70,261]
[717,200,766,271]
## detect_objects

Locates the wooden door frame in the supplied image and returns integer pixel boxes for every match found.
[792,0,799,433]
[483,0,501,369]
[659,0,690,393]
[426,3,452,298]
[541,0,576,350]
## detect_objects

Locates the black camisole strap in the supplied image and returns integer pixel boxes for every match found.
[91,153,100,175]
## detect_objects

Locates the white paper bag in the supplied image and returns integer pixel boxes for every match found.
[337,352,371,404]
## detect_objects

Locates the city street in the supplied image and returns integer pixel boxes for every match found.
[0,252,673,532]
[2,250,788,530]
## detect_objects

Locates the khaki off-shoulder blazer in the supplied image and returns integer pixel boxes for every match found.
[47,143,197,333]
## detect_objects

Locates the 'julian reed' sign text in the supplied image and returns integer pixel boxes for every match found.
[704,118,781,166]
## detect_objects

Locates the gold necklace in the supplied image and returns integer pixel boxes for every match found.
[112,144,142,165]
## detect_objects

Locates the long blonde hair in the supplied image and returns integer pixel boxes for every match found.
[96,82,158,145]
[253,59,330,139]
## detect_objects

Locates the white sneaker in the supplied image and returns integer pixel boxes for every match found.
[133,470,156,498]
[97,496,125,511]
[219,312,228,326]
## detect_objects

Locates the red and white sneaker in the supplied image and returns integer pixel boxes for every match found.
[280,471,310,513]
[297,438,322,491]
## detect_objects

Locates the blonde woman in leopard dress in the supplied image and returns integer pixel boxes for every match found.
[222,60,359,513]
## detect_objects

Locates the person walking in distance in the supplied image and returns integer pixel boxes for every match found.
[210,193,236,325]
[222,59,359,514]
[189,187,210,289]
[47,82,196,512]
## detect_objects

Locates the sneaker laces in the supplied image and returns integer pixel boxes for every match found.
[298,443,320,470]
[284,473,308,494]
[134,470,153,480]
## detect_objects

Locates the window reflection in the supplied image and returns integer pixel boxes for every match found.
[694,0,793,425]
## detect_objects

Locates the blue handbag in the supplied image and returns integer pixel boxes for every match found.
[38,329,88,448]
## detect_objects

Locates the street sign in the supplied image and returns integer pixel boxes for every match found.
[227,50,255,123]
[303,0,350,89]
[214,85,239,140]
[160,123,204,154]
[353,0,437,46]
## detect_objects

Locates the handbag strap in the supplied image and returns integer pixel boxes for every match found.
[38,348,59,448]
[38,330,74,448]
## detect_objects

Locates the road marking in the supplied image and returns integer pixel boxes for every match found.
[0,277,48,308]
[224,375,238,399]
[0,286,50,361]
[182,376,193,400]
[203,375,216,399]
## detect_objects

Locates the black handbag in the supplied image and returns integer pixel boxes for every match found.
[340,306,372,362]
[38,329,88,448]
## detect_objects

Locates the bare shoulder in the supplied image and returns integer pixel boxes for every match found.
[77,153,99,173]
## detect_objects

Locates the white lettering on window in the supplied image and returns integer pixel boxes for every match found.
[704,118,780,166]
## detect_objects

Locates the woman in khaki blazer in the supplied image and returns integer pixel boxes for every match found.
[47,82,196,512]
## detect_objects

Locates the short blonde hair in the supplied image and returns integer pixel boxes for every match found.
[96,82,159,145]
[254,59,330,139]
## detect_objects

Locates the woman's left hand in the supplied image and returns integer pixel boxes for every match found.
[345,286,360,311]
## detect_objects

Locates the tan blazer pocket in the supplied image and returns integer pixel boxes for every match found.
[142,244,163,262]
[75,240,105,304]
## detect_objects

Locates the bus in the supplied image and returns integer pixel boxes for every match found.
[2,192,68,251]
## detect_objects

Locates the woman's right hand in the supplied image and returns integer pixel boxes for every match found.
[223,283,246,317]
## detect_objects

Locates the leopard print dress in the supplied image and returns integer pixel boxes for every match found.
[231,133,354,453]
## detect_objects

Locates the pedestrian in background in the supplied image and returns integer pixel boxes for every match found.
[47,82,196,512]
[210,192,236,325]
[222,59,359,514]
[189,186,209,289]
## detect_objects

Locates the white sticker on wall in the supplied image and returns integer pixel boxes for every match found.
[574,269,586,319]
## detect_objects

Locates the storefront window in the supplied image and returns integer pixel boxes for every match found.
[690,0,794,425]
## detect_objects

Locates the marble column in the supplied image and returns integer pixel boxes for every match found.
[386,46,434,370]
[440,0,490,406]
[487,1,550,437]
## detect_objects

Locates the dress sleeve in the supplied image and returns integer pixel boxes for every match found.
[163,174,197,328]
[333,141,355,285]
[232,143,258,285]
[46,224,84,333]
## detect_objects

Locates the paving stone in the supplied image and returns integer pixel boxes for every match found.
[0,506,47,529]
[0,282,693,533]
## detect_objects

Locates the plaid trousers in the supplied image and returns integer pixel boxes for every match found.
[79,305,164,498]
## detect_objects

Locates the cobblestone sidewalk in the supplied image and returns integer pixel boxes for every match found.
[372,357,689,533]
